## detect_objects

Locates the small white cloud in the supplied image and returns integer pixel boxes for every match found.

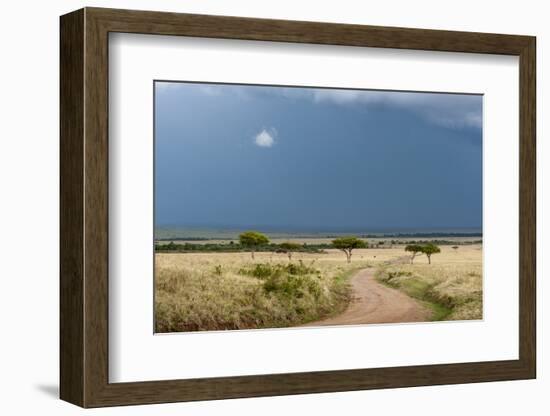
[254,128,276,148]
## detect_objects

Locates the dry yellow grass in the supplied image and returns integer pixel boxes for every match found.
[155,251,372,332]
[375,245,483,320]
[155,244,482,332]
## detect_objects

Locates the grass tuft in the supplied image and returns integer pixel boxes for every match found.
[376,261,482,321]
[155,254,362,332]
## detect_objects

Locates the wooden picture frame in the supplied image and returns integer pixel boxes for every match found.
[60,7,536,408]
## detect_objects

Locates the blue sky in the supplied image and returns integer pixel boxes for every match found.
[154,82,482,232]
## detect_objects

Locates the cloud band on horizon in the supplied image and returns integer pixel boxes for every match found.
[156,81,482,131]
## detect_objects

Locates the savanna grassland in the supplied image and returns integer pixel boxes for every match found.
[155,240,483,332]
[155,250,370,332]
[375,244,483,321]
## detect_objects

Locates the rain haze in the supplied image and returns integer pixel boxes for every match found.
[154,81,482,235]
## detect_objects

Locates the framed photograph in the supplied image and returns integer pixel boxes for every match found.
[60,7,536,407]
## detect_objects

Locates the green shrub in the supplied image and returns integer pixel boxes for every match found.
[238,261,318,279]
[242,263,278,279]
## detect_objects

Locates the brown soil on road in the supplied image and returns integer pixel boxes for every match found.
[303,268,431,327]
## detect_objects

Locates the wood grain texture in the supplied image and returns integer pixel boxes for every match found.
[59,8,84,407]
[59,7,537,408]
[518,38,536,376]
[83,10,110,406]
[88,7,532,54]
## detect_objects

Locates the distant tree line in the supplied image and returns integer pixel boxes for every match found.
[395,239,481,246]
[155,239,328,255]
[156,233,481,242]
[156,229,471,260]
[369,232,481,238]
[156,231,453,266]
[156,231,370,262]
[156,238,479,253]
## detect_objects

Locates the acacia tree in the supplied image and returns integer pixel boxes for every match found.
[421,243,441,264]
[239,231,269,259]
[332,237,367,263]
[279,242,301,261]
[405,244,423,264]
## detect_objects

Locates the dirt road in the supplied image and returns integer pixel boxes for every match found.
[303,268,430,327]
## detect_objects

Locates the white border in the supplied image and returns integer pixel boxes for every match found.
[109,33,519,382]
